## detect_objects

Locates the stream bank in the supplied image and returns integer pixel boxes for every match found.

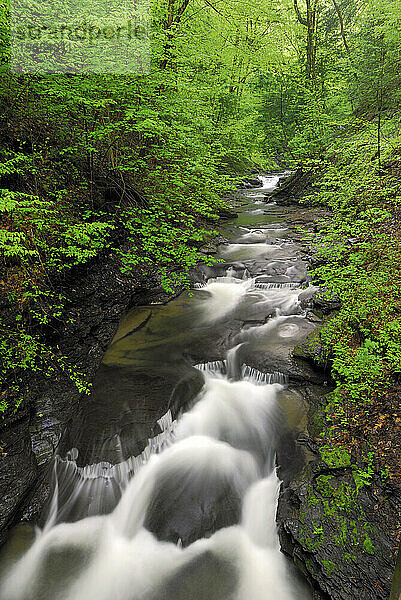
[0,252,159,545]
[271,169,401,600]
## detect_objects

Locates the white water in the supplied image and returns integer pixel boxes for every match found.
[238,230,267,243]
[196,274,305,324]
[259,174,281,190]
[1,375,298,600]
[0,172,310,600]
[220,242,281,261]
[197,277,254,321]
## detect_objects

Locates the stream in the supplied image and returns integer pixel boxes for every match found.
[0,174,323,600]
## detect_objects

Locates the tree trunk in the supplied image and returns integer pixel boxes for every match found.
[294,0,319,89]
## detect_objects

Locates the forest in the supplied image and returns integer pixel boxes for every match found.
[1,0,401,598]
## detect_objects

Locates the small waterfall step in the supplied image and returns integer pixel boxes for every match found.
[194,361,288,386]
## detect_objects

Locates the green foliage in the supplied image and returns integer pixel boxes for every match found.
[1,0,286,415]
[299,118,401,550]
[302,117,401,407]
[0,315,91,417]
[320,445,351,469]
[116,201,219,293]
[0,127,234,415]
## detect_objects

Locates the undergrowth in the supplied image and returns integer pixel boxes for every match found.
[0,119,236,418]
[304,117,401,480]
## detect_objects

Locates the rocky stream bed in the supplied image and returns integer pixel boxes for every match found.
[0,172,399,600]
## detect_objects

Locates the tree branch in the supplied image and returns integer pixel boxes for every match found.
[293,0,307,26]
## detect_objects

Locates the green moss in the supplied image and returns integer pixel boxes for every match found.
[293,329,330,367]
[362,523,375,554]
[343,552,356,562]
[321,560,337,577]
[302,477,376,556]
[363,535,375,554]
[301,534,323,551]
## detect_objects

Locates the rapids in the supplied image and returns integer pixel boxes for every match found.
[0,173,316,600]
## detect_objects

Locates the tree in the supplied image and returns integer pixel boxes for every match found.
[293,0,320,88]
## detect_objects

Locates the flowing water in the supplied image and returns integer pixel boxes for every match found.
[0,174,321,600]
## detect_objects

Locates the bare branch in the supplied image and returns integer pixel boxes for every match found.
[293,0,307,26]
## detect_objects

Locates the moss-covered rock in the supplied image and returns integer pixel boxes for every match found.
[277,385,400,600]
[278,452,399,600]
[292,329,331,370]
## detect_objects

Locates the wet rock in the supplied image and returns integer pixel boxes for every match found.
[277,383,400,600]
[292,330,331,371]
[307,310,324,324]
[236,312,327,384]
[239,177,261,189]
[216,207,238,220]
[278,173,293,184]
[268,169,315,205]
[298,286,319,308]
[58,365,204,468]
[0,413,38,546]
[312,288,341,314]
[149,550,238,600]
[244,347,327,385]
[145,475,242,547]
[277,457,399,600]
[390,547,401,600]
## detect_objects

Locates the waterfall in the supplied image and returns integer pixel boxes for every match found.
[0,376,290,600]
[0,173,312,600]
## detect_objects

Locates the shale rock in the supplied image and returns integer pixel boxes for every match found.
[278,456,400,600]
[268,169,315,205]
